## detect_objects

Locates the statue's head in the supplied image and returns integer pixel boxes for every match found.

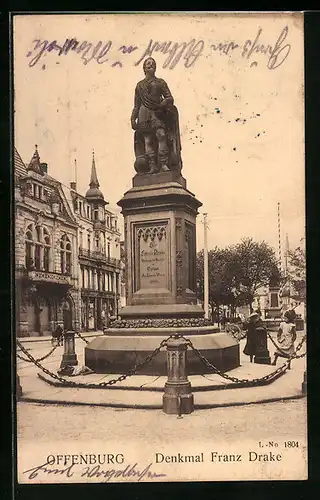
[143,57,156,76]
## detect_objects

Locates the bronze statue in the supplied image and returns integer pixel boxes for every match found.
[131,57,182,174]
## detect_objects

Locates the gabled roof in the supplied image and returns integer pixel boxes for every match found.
[14,148,27,178]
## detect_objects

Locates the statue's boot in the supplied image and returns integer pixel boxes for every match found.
[147,153,159,174]
[159,165,170,172]
[149,164,159,174]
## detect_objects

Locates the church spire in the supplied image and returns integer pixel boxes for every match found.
[89,150,99,188]
[85,150,105,202]
[28,144,43,174]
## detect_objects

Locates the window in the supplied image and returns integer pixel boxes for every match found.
[86,206,90,218]
[25,224,51,271]
[60,234,72,274]
[94,205,99,221]
[107,241,111,259]
[81,267,85,288]
[87,234,91,253]
[95,234,100,251]
[35,226,41,269]
[79,201,83,216]
[25,225,33,269]
[79,231,83,249]
[43,228,51,272]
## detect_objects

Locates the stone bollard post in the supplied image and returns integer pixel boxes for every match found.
[163,336,194,415]
[302,370,307,394]
[60,331,78,369]
[17,373,22,400]
[254,326,271,365]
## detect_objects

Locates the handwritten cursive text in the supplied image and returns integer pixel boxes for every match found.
[23,459,166,482]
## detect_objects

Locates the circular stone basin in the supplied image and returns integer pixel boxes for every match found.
[85,327,240,376]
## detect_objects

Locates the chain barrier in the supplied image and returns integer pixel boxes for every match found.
[16,342,61,364]
[16,331,307,391]
[74,331,89,344]
[267,332,307,359]
[181,334,306,387]
[16,336,173,389]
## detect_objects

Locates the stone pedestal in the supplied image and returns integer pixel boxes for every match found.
[163,336,194,415]
[118,174,203,320]
[60,330,78,368]
[85,173,240,375]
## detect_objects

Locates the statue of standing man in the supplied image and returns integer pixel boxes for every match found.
[131,57,182,175]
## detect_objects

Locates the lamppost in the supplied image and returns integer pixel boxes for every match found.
[202,213,209,320]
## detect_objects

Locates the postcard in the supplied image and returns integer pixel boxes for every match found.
[14,12,306,483]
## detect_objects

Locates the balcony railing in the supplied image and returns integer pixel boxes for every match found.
[78,248,120,267]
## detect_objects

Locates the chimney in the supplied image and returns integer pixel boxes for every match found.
[70,181,77,191]
[40,163,48,174]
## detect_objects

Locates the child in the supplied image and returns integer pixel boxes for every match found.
[272,309,297,369]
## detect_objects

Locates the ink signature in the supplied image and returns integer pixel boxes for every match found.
[135,38,205,69]
[23,460,75,479]
[23,459,166,482]
[26,38,137,67]
[26,26,291,71]
[211,26,291,70]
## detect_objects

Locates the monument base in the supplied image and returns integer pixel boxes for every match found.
[254,351,271,365]
[85,327,240,375]
[60,353,78,369]
[163,383,194,415]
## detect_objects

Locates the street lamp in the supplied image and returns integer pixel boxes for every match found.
[202,213,209,320]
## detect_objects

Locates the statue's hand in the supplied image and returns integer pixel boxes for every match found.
[131,119,138,130]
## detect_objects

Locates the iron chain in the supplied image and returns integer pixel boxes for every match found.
[267,332,306,359]
[16,343,60,364]
[16,336,173,389]
[16,332,306,391]
[181,334,306,387]
[74,331,89,344]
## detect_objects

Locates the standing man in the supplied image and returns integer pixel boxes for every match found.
[131,57,182,174]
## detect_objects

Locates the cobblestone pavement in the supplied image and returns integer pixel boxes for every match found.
[17,398,307,445]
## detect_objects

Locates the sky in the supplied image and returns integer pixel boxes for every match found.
[13,13,305,260]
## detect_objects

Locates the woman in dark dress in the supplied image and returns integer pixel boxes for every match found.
[243,312,262,362]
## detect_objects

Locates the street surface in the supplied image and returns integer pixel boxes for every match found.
[18,399,306,444]
[16,333,308,483]
[16,332,307,442]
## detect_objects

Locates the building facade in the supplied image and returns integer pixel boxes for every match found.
[15,146,121,336]
[68,153,121,331]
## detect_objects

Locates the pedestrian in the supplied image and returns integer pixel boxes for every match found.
[221,313,227,331]
[243,312,265,363]
[52,324,63,346]
[271,309,297,369]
